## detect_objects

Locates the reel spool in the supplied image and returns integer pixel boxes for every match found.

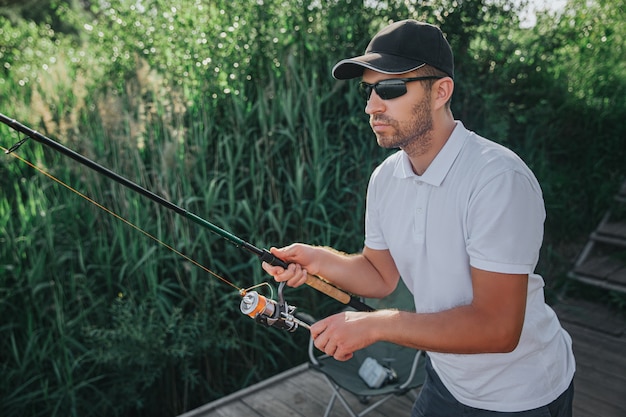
[239,283,309,332]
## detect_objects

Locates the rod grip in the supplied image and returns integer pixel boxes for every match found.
[260,248,375,312]
[304,274,351,304]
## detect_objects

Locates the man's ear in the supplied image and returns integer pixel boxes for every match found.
[434,77,454,109]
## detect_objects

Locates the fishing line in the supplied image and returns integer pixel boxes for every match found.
[4,144,311,331]
[0,113,375,317]
[2,144,244,294]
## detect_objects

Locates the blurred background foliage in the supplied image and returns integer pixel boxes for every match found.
[0,0,624,415]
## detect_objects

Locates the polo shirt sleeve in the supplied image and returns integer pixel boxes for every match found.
[466,169,545,274]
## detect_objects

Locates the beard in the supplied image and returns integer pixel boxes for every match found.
[371,95,434,156]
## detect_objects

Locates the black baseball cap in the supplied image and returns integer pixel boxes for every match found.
[332,20,454,80]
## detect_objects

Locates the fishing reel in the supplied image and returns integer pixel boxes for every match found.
[240,282,310,332]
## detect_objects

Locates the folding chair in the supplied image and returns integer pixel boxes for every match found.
[308,280,426,417]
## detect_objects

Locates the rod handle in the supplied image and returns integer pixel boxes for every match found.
[305,273,374,311]
[258,249,342,298]
[304,273,351,304]
[259,248,374,311]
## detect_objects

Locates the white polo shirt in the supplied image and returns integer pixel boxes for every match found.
[364,122,575,412]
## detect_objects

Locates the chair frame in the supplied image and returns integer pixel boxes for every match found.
[308,336,424,417]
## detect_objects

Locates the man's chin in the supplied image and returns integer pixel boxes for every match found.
[376,136,400,149]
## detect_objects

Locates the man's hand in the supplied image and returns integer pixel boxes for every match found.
[310,310,384,361]
[261,244,319,288]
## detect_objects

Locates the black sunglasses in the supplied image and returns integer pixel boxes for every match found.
[358,76,444,101]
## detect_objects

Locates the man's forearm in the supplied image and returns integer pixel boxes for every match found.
[313,246,399,298]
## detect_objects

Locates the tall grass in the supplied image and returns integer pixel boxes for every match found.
[0,50,379,417]
[1,0,625,416]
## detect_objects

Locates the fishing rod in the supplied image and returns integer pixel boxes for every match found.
[0,113,374,325]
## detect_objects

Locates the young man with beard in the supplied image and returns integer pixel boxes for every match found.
[262,20,575,416]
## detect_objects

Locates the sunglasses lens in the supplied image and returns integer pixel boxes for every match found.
[376,80,407,100]
[358,80,408,100]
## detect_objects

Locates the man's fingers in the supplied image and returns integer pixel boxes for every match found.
[261,261,284,276]
[262,260,308,288]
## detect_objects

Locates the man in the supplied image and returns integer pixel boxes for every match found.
[262,20,575,416]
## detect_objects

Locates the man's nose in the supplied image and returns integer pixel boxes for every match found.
[365,91,385,115]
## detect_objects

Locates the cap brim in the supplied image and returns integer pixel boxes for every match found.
[332,53,425,80]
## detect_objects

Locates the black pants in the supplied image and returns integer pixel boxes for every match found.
[411,356,574,417]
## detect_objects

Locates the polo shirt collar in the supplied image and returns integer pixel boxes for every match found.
[393,121,468,186]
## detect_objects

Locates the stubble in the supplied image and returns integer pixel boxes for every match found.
[372,95,433,157]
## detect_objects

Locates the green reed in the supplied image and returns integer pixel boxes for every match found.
[2,1,626,416]
[1,61,371,417]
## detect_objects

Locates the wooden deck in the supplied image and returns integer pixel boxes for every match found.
[179,297,626,417]
[568,180,626,294]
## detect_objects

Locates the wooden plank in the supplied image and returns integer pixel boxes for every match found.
[238,367,405,417]
[282,371,346,416]
[597,221,626,240]
[573,388,626,417]
[572,359,626,406]
[567,272,626,293]
[267,373,332,417]
[285,368,418,417]
[591,230,626,247]
[570,327,625,363]
[558,308,626,417]
[242,386,309,417]
[178,364,310,417]
[201,401,263,417]
[573,255,623,280]
[609,265,626,285]
[571,345,626,384]
[556,300,626,336]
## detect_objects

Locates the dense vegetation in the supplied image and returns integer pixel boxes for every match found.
[0,0,624,415]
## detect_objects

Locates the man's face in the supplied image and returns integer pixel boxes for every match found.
[362,69,434,154]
